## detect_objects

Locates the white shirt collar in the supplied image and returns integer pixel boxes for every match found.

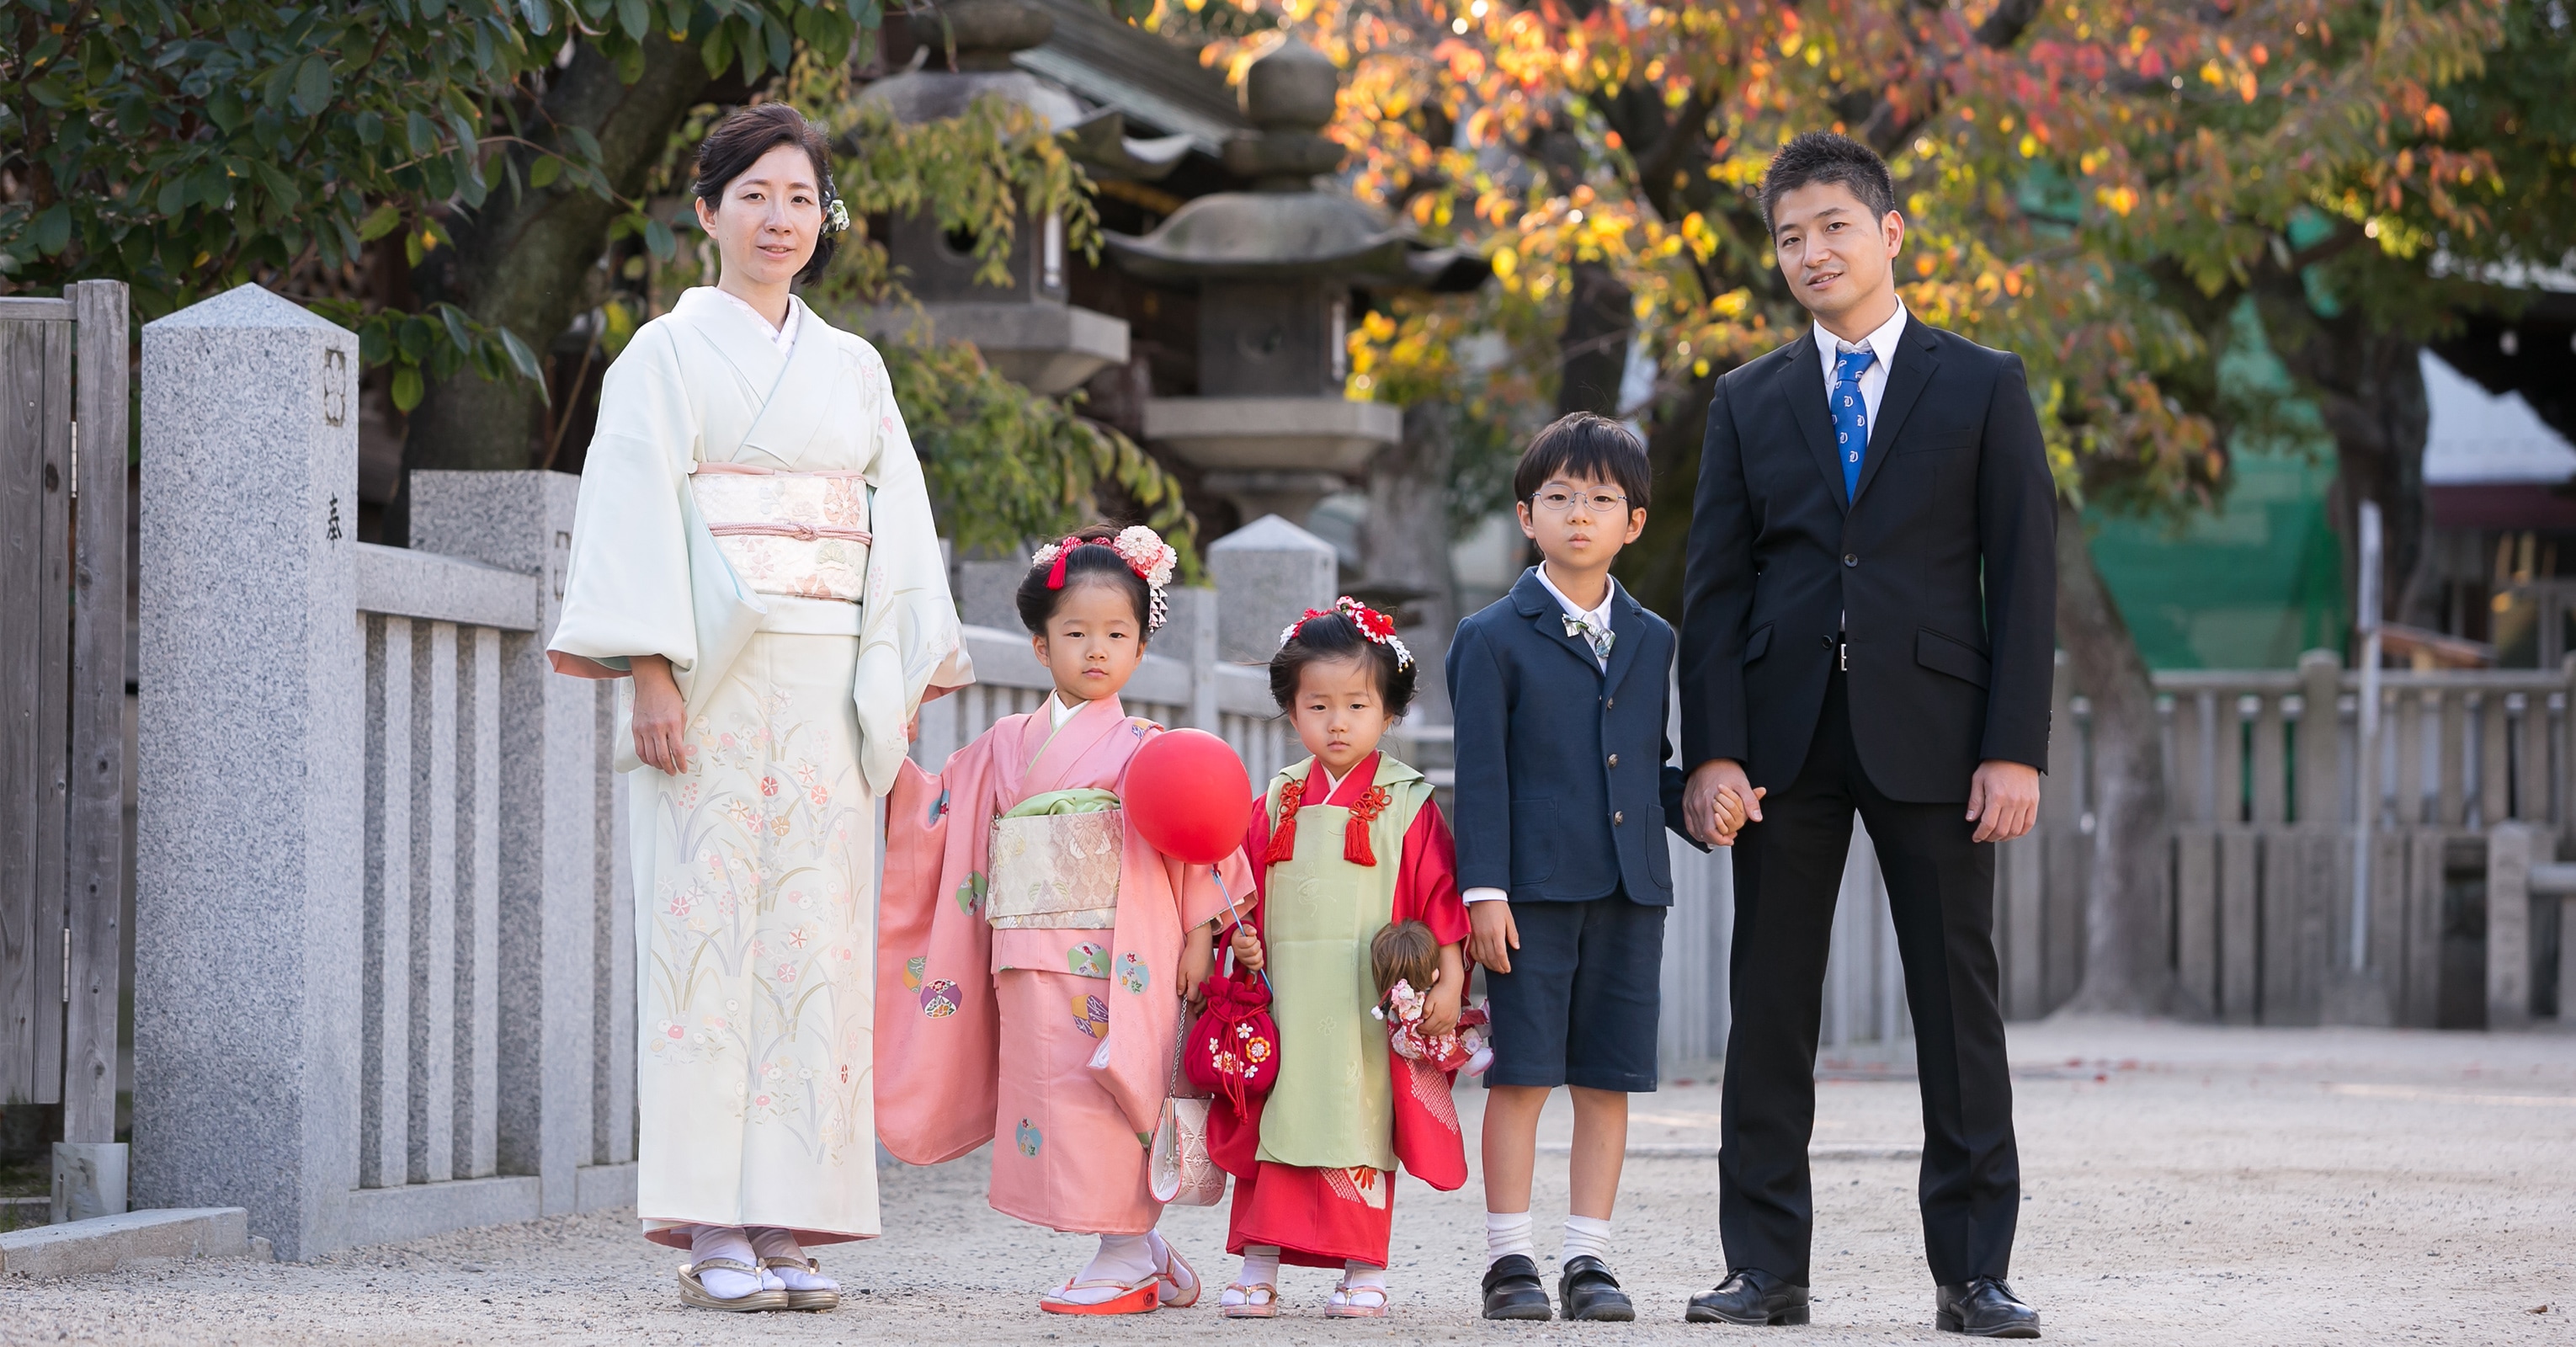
[1046,693,1083,728]
[707,285,801,355]
[1814,298,1908,370]
[1535,562,1615,631]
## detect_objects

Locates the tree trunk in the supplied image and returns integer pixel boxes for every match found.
[1556,261,1632,418]
[2055,497,2179,1016]
[403,36,720,487]
[1363,401,1461,721]
[2264,311,2434,631]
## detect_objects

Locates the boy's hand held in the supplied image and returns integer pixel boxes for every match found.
[1685,759,1761,844]
[1469,901,1519,975]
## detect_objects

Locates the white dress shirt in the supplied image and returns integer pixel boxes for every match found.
[1464,563,1618,906]
[1814,299,1909,431]
[1046,692,1083,728]
[710,285,802,355]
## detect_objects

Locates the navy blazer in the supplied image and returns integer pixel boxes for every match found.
[1446,568,1702,905]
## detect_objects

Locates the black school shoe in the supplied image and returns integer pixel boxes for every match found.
[1685,1268,1811,1325]
[1558,1255,1636,1321]
[1481,1254,1553,1320]
[1936,1277,2041,1338]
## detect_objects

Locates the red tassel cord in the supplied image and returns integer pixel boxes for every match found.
[1263,777,1305,864]
[1344,785,1390,866]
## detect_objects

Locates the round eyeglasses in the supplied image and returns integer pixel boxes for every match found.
[1530,488,1631,514]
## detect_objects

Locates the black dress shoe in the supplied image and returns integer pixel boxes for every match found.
[1685,1268,1810,1325]
[1482,1254,1553,1320]
[1936,1277,2041,1338]
[1559,1255,1635,1322]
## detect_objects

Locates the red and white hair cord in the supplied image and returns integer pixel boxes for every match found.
[1279,595,1413,670]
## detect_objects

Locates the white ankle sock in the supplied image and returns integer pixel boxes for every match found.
[1562,1214,1614,1264]
[1235,1243,1281,1288]
[686,1224,764,1300]
[1056,1233,1156,1303]
[1341,1259,1388,1291]
[748,1226,837,1292]
[1485,1211,1535,1266]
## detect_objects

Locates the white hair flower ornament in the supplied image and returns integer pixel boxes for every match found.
[1030,526,1182,631]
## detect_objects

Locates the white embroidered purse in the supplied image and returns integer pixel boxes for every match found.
[689,462,872,603]
[1152,1008,1226,1207]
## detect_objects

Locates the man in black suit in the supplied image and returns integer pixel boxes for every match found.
[1677,133,2056,1338]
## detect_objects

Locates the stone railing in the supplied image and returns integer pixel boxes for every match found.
[133,288,632,1260]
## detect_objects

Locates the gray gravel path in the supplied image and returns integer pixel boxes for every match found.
[3,1020,2570,1346]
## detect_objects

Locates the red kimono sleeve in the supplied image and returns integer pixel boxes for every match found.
[1392,801,1467,947]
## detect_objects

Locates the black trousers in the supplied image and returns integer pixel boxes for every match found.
[1718,667,2019,1286]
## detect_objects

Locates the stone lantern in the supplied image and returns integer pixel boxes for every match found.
[1107,36,1484,527]
[851,0,1190,394]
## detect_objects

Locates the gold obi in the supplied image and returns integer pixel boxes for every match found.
[987,809,1123,929]
[688,461,872,603]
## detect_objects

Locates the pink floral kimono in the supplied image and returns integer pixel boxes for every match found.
[878,695,1253,1234]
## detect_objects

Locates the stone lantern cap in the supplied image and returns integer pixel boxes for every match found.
[1106,35,1488,290]
[859,0,1190,181]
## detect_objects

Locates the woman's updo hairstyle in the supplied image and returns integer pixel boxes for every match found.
[692,103,842,285]
[1270,605,1417,717]
[1016,524,1156,640]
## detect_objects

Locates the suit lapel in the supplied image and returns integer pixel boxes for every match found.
[1850,322,1940,508]
[1510,569,1607,679]
[1778,332,1847,514]
[1600,583,1643,695]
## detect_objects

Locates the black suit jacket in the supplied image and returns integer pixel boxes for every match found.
[1448,569,1703,904]
[1679,318,2056,803]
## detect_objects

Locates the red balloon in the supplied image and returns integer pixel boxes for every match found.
[1126,729,1252,864]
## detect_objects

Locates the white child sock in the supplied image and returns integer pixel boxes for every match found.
[1485,1210,1535,1267]
[1056,1232,1157,1303]
[1234,1243,1281,1288]
[748,1226,838,1292]
[1562,1213,1614,1265]
[686,1224,764,1300]
[1341,1259,1388,1290]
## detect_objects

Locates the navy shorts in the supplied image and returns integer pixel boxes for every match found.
[1483,893,1665,1092]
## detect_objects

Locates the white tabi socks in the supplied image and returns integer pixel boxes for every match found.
[748,1226,838,1294]
[685,1224,776,1300]
[1056,1232,1158,1303]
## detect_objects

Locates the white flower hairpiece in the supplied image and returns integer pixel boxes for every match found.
[1030,525,1181,631]
[1280,594,1413,670]
[824,197,851,235]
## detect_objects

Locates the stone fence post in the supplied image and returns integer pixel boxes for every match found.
[132,285,364,1261]
[1206,514,1337,663]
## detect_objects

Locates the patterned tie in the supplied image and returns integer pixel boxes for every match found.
[1833,343,1876,502]
[1563,613,1615,661]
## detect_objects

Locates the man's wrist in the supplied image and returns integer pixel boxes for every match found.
[1463,886,1509,905]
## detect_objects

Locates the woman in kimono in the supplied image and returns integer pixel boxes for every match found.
[547,104,971,1312]
[1211,600,1472,1319]
[877,525,1254,1316]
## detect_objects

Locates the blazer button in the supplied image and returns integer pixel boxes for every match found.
[1607,753,1620,769]
[1843,553,1859,567]
[1605,696,1616,711]
[1818,635,1833,648]
[1613,811,1626,825]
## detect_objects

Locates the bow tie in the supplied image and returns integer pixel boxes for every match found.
[1563,613,1615,658]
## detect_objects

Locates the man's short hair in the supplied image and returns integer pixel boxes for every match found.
[1515,413,1653,512]
[1759,132,1898,237]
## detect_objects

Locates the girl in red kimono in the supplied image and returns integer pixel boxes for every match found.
[1210,598,1472,1319]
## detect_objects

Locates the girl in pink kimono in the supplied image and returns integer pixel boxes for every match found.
[878,524,1253,1316]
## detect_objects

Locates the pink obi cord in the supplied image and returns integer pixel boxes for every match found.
[689,461,870,479]
[708,520,874,544]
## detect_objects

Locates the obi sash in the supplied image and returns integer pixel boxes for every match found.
[688,461,873,604]
[988,789,1123,930]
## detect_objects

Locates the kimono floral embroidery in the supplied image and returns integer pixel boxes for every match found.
[1072,993,1110,1039]
[955,870,987,913]
[1115,951,1150,993]
[1067,941,1110,978]
[902,956,925,991]
[1015,1119,1043,1157]
[920,979,961,1017]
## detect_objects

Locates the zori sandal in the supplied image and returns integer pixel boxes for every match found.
[760,1255,842,1312]
[1219,1283,1280,1319]
[1154,1240,1202,1308]
[1040,1275,1160,1316]
[678,1259,790,1312]
[1326,1281,1391,1318]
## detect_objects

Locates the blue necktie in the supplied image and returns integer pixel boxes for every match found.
[1833,344,1876,501]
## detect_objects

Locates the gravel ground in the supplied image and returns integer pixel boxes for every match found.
[3,1020,2571,1346]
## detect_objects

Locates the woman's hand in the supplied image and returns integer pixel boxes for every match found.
[1230,922,1265,973]
[1422,941,1466,1036]
[1177,923,1216,1007]
[631,656,689,775]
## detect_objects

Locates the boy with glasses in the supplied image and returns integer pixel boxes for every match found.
[1447,413,1735,1321]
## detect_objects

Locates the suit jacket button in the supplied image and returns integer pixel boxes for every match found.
[1607,753,1620,769]
[1819,635,1834,648]
[1843,553,1859,567]
[1613,811,1625,825]
[1605,696,1616,711]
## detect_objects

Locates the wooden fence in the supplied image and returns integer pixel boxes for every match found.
[0,284,130,1205]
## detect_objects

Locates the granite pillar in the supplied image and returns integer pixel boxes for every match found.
[1206,514,1338,664]
[132,285,363,1261]
[407,471,599,1214]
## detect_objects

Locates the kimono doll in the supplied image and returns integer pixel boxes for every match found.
[548,105,970,1314]
[1210,599,1472,1320]
[878,525,1255,1317]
